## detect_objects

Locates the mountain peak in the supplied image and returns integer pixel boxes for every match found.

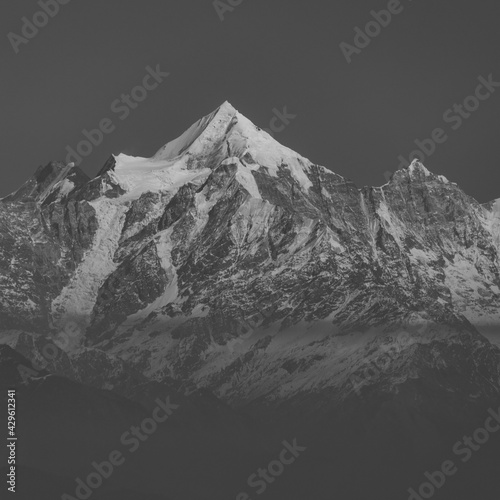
[386,159,451,186]
[408,159,431,175]
[104,102,315,197]
[3,161,89,203]
[153,101,238,162]
[217,100,237,114]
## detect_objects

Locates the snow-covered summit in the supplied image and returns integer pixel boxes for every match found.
[408,159,431,176]
[153,101,238,162]
[387,159,451,185]
[108,101,315,197]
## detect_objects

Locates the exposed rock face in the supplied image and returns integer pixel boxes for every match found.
[2,101,500,499]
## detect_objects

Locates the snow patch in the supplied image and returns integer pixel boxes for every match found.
[229,159,262,199]
[111,153,211,199]
[51,198,128,340]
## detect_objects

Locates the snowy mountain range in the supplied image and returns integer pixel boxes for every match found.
[1,102,500,499]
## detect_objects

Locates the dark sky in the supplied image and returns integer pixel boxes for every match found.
[1,0,499,202]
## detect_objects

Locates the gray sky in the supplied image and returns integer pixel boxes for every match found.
[1,0,499,202]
